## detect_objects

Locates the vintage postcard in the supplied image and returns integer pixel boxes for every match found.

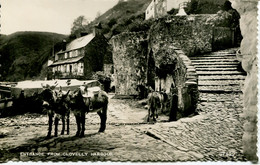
[0,0,258,164]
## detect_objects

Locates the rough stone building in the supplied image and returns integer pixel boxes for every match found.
[145,0,190,20]
[49,28,112,79]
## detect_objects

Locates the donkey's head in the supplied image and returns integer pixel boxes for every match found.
[54,88,71,111]
[39,83,58,112]
[68,87,86,109]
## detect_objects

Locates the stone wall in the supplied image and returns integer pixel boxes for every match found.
[149,14,239,56]
[110,32,148,95]
[230,0,258,162]
[149,15,214,56]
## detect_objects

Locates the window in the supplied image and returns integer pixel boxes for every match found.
[69,65,72,73]
[67,65,70,73]
[55,54,58,61]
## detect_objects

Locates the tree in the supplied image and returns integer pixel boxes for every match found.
[71,16,90,38]
[186,0,199,14]
[96,11,102,19]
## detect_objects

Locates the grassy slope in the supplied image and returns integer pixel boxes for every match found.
[0,32,66,81]
[85,0,152,38]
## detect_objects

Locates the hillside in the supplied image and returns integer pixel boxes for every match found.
[81,0,233,39]
[83,0,152,39]
[0,32,66,81]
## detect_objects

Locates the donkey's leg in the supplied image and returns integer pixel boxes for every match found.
[156,106,159,118]
[75,115,81,137]
[156,102,163,115]
[153,108,157,122]
[61,115,65,135]
[80,113,85,137]
[66,112,70,135]
[98,106,107,132]
[97,110,102,132]
[147,108,150,122]
[47,114,53,138]
[54,115,59,137]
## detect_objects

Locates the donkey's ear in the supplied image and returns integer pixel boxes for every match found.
[65,90,70,97]
[78,89,82,95]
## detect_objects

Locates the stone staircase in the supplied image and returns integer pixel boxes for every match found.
[189,48,246,102]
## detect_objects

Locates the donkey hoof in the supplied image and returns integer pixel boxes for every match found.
[45,135,52,139]
[61,132,64,135]
[67,131,70,135]
[98,129,105,133]
[75,132,80,137]
[79,134,85,137]
[156,114,158,118]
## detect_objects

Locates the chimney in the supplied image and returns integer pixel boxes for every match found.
[62,40,67,51]
[93,22,102,36]
[80,32,89,37]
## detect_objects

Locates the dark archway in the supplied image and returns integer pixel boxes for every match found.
[147,50,155,89]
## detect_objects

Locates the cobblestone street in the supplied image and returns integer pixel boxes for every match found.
[0,49,248,162]
[0,94,246,162]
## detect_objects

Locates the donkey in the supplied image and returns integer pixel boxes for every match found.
[40,85,70,138]
[158,90,168,114]
[147,89,169,122]
[147,92,161,122]
[69,86,108,137]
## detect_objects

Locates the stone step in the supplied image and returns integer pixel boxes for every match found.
[199,75,246,80]
[199,92,243,102]
[199,84,242,90]
[192,61,239,65]
[198,88,242,93]
[195,67,238,71]
[199,53,236,57]
[199,96,242,102]
[191,59,238,63]
[198,80,244,86]
[197,71,246,76]
[190,56,236,60]
[194,64,239,69]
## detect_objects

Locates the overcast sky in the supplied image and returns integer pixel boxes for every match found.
[1,0,118,35]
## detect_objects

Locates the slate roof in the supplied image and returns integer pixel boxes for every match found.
[50,55,84,66]
[60,33,95,53]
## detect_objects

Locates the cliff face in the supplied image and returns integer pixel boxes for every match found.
[230,0,258,162]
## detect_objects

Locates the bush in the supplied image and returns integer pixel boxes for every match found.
[108,18,117,28]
